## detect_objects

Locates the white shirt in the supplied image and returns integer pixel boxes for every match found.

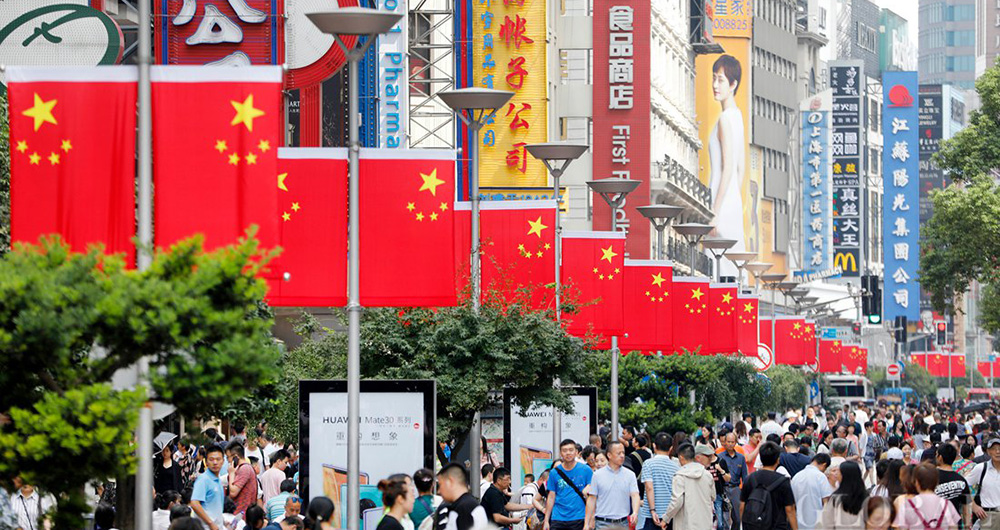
[791,465,833,530]
[152,508,172,530]
[967,461,1000,508]
[11,490,55,530]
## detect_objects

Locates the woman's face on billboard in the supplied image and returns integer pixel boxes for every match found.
[713,69,736,102]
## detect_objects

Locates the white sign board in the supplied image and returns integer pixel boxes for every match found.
[301,380,435,526]
[886,363,901,381]
[503,388,597,493]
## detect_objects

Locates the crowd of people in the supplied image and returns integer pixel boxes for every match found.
[10,402,1000,530]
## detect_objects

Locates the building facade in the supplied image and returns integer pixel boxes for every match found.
[920,0,977,90]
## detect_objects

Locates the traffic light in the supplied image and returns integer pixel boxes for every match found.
[936,322,947,345]
[862,275,882,324]
[894,316,908,344]
[852,321,861,336]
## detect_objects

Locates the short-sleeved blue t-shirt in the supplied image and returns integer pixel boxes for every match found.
[546,462,593,522]
[191,469,224,524]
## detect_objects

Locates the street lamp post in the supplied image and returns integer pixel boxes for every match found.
[525,142,588,455]
[774,280,800,357]
[724,252,758,292]
[744,262,774,296]
[759,272,786,356]
[438,87,514,496]
[636,205,684,260]
[672,223,714,276]
[700,237,736,283]
[586,178,640,441]
[308,10,403,530]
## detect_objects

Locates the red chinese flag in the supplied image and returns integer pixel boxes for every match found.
[979,361,1000,379]
[736,294,759,357]
[951,353,966,377]
[266,148,348,307]
[759,318,773,354]
[707,283,738,354]
[153,66,282,251]
[801,321,818,366]
[360,149,457,307]
[454,202,471,300]
[774,318,807,365]
[818,340,843,373]
[928,352,947,377]
[561,232,626,342]
[843,344,867,375]
[672,277,710,354]
[480,201,557,309]
[8,67,136,263]
[620,260,673,353]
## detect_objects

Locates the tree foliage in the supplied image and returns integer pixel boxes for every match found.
[0,235,281,527]
[935,62,1000,182]
[268,300,598,445]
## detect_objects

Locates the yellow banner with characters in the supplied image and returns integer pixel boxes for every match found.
[472,0,547,188]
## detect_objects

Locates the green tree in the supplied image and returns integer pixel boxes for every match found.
[0,235,281,527]
[268,300,597,449]
[935,63,1000,182]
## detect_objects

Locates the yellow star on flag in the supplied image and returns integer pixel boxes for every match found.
[291,202,301,212]
[651,273,666,287]
[536,251,543,257]
[245,152,258,165]
[23,93,57,131]
[258,139,271,152]
[743,303,753,312]
[419,168,445,196]
[805,326,813,333]
[600,245,618,263]
[29,152,40,165]
[527,216,548,237]
[15,141,27,153]
[793,322,802,330]
[544,243,551,250]
[690,287,704,300]
[231,94,266,131]
[721,292,733,304]
[60,139,72,153]
[282,212,291,221]
[228,153,240,165]
[431,212,439,221]
[406,202,416,212]
[47,152,60,165]
[439,202,449,212]
[215,140,228,153]
[416,212,425,221]
[592,267,599,273]
[278,173,288,191]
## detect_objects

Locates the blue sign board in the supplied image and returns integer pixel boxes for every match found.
[802,110,831,273]
[882,71,920,320]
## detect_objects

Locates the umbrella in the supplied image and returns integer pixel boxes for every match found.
[154,431,178,453]
[961,402,991,415]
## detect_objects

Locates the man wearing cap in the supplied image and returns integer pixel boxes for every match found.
[969,437,1000,529]
[584,441,639,530]
[695,444,730,530]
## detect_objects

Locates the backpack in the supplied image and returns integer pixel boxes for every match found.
[741,474,787,530]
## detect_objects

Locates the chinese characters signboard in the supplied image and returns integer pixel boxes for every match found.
[882,71,919,321]
[592,0,652,257]
[472,0,548,187]
[155,0,282,65]
[829,62,863,277]
[801,110,831,274]
[918,87,943,224]
[710,0,753,38]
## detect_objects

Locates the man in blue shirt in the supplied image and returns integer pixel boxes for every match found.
[191,444,226,530]
[545,439,593,530]
[717,432,747,530]
[638,433,680,530]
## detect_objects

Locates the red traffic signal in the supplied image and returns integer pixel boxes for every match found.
[936,322,947,346]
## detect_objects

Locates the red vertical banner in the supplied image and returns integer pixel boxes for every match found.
[736,293,759,357]
[620,260,673,353]
[454,202,472,301]
[843,344,867,375]
[480,201,558,309]
[561,232,626,344]
[759,318,773,354]
[774,317,804,365]
[671,277,711,354]
[267,148,348,307]
[359,149,458,307]
[7,67,137,264]
[951,353,966,377]
[708,283,738,354]
[591,0,651,258]
[802,320,818,366]
[818,340,843,373]
[153,66,283,252]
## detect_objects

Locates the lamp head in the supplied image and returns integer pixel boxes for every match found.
[524,142,589,162]
[438,87,515,112]
[306,8,403,36]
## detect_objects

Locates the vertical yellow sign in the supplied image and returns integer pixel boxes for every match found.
[472,0,548,187]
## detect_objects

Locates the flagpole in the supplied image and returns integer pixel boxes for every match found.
[135,0,154,527]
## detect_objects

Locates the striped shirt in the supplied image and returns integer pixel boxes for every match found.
[10,490,54,530]
[637,455,679,529]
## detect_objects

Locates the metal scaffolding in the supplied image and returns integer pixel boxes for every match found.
[408,0,457,149]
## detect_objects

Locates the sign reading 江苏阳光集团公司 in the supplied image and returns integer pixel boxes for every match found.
[801,109,831,274]
[829,62,864,278]
[882,71,920,321]
[300,380,435,527]
[503,388,597,494]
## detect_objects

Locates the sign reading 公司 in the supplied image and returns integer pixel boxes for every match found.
[592,0,651,257]
[882,71,919,321]
[801,110,831,274]
[829,62,863,278]
[472,0,548,187]
[377,0,407,148]
[155,0,282,65]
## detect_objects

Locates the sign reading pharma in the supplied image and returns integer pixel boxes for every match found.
[0,1,124,67]
[377,0,407,147]
[829,62,864,278]
[155,0,283,65]
[801,107,831,273]
[300,380,435,523]
[592,0,651,257]
[882,71,919,320]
